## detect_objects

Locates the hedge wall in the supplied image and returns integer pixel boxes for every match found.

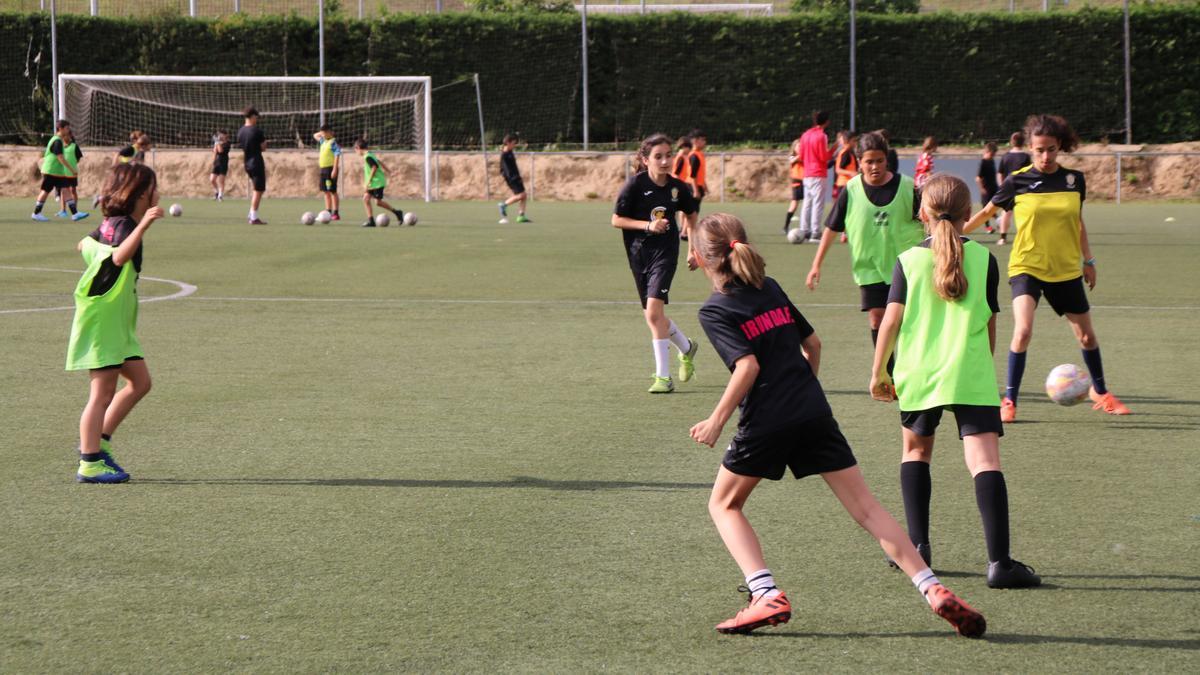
[1,6,1197,147]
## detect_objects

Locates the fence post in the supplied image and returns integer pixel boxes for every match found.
[1123,0,1132,144]
[90,0,97,16]
[189,0,197,17]
[318,0,326,125]
[581,0,590,150]
[1115,153,1122,204]
[434,151,440,201]
[848,0,856,132]
[359,0,364,19]
[720,153,726,202]
[474,73,490,200]
[234,0,240,12]
[50,0,58,121]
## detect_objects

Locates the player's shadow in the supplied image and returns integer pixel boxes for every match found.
[135,476,711,492]
[753,631,1200,650]
[934,570,1199,593]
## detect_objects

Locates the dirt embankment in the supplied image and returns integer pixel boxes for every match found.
[3,141,1198,202]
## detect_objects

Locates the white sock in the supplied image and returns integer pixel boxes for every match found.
[746,569,782,599]
[249,209,258,220]
[652,339,671,378]
[667,320,691,354]
[911,568,940,604]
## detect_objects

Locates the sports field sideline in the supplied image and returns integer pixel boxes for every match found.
[1,198,1197,671]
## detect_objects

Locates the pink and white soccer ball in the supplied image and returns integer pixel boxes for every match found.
[1045,364,1091,406]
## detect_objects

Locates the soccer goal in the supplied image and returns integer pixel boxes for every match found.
[58,75,433,202]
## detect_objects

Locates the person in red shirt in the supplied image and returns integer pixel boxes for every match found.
[798,111,832,242]
[914,136,938,188]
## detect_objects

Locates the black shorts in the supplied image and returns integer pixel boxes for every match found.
[319,167,337,193]
[40,174,71,192]
[860,282,890,311]
[211,159,229,176]
[245,162,267,192]
[980,190,995,208]
[366,187,385,200]
[93,355,145,372]
[506,177,526,195]
[627,237,679,308]
[724,415,858,481]
[791,182,804,201]
[900,404,1003,439]
[1010,273,1089,316]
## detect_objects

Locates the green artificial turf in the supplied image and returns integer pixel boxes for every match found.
[1,197,1197,671]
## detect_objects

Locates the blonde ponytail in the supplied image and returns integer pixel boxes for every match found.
[694,213,766,291]
[920,173,973,301]
[729,239,766,289]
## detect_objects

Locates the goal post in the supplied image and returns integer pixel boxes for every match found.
[58,74,433,202]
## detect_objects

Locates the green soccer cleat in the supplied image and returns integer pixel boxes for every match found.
[515,215,531,223]
[76,459,129,484]
[98,438,126,474]
[648,375,675,394]
[678,338,699,383]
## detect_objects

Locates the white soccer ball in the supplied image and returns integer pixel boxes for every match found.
[316,210,332,224]
[1045,364,1092,406]
[168,203,182,217]
[374,213,391,228]
[498,217,510,225]
[403,212,418,227]
[786,228,806,244]
[301,211,316,226]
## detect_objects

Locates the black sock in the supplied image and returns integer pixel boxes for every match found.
[1006,350,1027,404]
[784,210,795,230]
[900,461,932,547]
[34,200,45,214]
[67,200,78,215]
[974,470,1011,564]
[101,433,112,442]
[80,452,103,462]
[1082,347,1107,395]
[393,209,403,219]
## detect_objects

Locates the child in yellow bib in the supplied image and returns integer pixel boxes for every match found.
[871,174,1041,590]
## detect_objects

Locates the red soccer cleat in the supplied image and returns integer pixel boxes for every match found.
[925,584,986,638]
[1000,397,1017,423]
[1089,388,1131,415]
[715,589,791,635]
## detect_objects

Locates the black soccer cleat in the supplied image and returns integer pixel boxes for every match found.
[361,220,376,228]
[886,543,932,570]
[987,558,1042,589]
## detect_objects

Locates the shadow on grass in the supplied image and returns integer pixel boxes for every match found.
[753,630,1200,650]
[135,475,711,492]
[932,570,1199,593]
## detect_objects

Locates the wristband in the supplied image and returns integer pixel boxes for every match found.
[1083,257,1096,267]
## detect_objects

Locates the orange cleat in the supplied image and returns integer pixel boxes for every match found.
[1000,397,1017,423]
[715,589,791,635]
[925,584,986,639]
[1090,388,1131,415]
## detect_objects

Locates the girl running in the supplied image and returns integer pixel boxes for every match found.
[210,130,230,200]
[806,131,925,369]
[67,163,163,484]
[914,136,937,188]
[688,213,984,638]
[965,114,1130,420]
[870,174,1040,588]
[611,133,700,394]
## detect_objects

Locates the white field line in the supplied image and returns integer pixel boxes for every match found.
[0,265,197,315]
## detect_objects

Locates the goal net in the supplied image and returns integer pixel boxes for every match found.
[58,75,432,201]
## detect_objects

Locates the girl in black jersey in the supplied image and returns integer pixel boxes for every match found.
[688,213,984,638]
[612,134,701,394]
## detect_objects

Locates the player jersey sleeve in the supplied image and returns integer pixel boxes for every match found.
[699,303,754,370]
[987,253,1000,313]
[614,176,641,219]
[839,151,854,170]
[887,261,908,305]
[688,154,700,177]
[50,139,63,155]
[786,301,816,341]
[1077,171,1087,202]
[824,189,850,232]
[331,142,342,157]
[365,156,379,170]
[991,175,1017,211]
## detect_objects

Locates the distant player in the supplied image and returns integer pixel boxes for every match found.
[797,111,832,242]
[313,125,342,221]
[686,129,709,208]
[32,119,88,222]
[611,133,700,394]
[806,131,924,368]
[209,130,230,200]
[783,132,804,235]
[914,136,937,188]
[871,174,1041,589]
[354,139,405,228]
[113,130,149,165]
[965,113,1130,420]
[497,134,530,224]
[975,141,999,234]
[57,133,86,218]
[688,213,985,638]
[831,130,859,202]
[67,162,163,484]
[237,106,268,225]
[672,135,693,182]
[995,131,1031,246]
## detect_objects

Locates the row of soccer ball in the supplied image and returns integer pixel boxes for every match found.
[301,210,418,227]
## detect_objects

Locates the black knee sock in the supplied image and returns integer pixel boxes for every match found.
[900,461,932,547]
[1082,347,1107,395]
[974,470,1010,564]
[784,210,795,230]
[1006,350,1027,404]
[67,199,78,215]
[80,452,103,462]
[101,433,112,442]
[34,200,45,214]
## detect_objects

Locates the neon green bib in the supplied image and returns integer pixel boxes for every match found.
[318,138,338,168]
[41,134,74,176]
[893,241,999,411]
[65,237,142,371]
[363,151,387,190]
[844,174,925,286]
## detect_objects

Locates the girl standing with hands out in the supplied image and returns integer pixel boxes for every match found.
[871,174,1040,588]
[689,213,985,638]
[612,134,700,394]
[67,163,163,483]
[965,114,1130,420]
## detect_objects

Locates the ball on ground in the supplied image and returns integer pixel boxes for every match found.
[316,210,332,224]
[301,211,316,226]
[1045,364,1091,406]
[403,212,418,227]
[374,213,391,227]
[786,228,806,244]
[169,203,182,217]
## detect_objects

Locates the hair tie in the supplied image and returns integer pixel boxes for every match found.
[729,239,741,250]
[937,212,953,222]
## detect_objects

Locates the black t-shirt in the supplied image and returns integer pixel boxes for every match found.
[119,145,136,159]
[49,139,64,155]
[238,125,266,165]
[978,157,998,194]
[998,151,1031,179]
[887,237,1000,313]
[698,276,831,435]
[87,215,142,296]
[991,165,1087,212]
[838,149,856,171]
[499,149,519,181]
[824,172,921,232]
[613,171,698,251]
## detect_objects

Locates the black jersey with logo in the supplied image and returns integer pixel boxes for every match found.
[699,276,831,435]
[613,171,698,252]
